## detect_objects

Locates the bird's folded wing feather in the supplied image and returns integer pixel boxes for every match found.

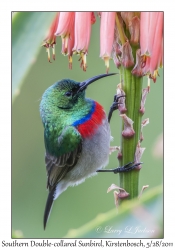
[45,126,82,190]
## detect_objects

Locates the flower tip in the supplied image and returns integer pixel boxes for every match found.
[79,53,87,72]
[52,45,56,60]
[134,164,142,170]
[46,48,51,63]
[122,129,135,138]
[150,70,159,83]
[140,135,144,142]
[118,190,129,199]
[68,56,73,69]
[121,114,135,138]
[139,107,145,115]
[52,51,55,61]
[118,105,127,114]
[104,57,110,74]
[138,185,149,199]
[117,152,122,160]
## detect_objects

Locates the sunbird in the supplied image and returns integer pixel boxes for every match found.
[40,73,140,229]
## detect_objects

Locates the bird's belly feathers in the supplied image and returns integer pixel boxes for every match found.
[64,117,111,184]
[54,101,111,200]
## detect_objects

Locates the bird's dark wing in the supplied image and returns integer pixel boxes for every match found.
[43,126,82,229]
[45,126,82,191]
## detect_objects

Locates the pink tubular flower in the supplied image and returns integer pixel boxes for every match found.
[140,12,163,81]
[42,11,163,80]
[149,14,163,74]
[140,12,150,56]
[100,12,116,73]
[73,12,94,71]
[55,12,75,56]
[43,13,59,62]
[67,27,75,69]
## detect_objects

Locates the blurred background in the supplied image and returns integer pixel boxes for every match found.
[12,12,163,238]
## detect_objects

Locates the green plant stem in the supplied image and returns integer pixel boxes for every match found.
[119,65,143,199]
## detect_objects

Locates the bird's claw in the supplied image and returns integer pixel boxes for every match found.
[108,94,126,123]
[97,162,143,174]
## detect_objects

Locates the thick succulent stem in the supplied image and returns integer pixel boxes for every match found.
[113,13,144,201]
[119,65,143,199]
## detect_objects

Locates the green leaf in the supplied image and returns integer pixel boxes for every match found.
[64,185,163,238]
[12,12,56,101]
[12,229,23,238]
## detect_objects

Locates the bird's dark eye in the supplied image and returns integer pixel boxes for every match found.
[65,91,72,97]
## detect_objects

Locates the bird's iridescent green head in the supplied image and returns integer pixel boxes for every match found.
[47,79,83,109]
[41,73,116,110]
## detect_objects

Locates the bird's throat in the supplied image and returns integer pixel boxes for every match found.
[73,101,106,138]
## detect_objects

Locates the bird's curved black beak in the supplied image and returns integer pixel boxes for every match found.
[77,73,117,93]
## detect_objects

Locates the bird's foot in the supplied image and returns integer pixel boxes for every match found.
[108,94,125,123]
[96,162,143,174]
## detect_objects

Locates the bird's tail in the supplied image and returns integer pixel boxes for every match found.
[43,188,55,230]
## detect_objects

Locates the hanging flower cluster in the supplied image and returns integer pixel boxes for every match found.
[43,11,163,81]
